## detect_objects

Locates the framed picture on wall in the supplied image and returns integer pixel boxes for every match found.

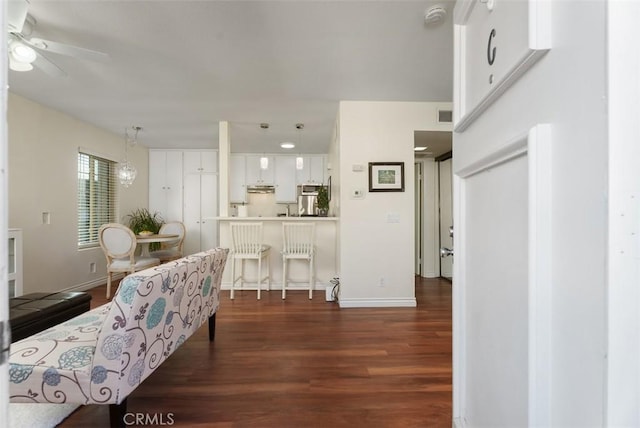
[368,162,404,192]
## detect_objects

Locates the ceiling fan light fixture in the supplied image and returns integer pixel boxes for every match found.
[9,58,33,72]
[10,41,37,64]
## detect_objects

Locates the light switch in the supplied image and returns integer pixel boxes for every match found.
[387,213,400,223]
[352,164,364,172]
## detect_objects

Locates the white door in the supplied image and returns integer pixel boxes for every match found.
[1,21,10,422]
[438,158,453,279]
[452,1,555,426]
[184,173,218,256]
[200,173,218,251]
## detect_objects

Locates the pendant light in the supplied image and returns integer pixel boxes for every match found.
[260,123,269,170]
[117,126,141,187]
[295,123,304,170]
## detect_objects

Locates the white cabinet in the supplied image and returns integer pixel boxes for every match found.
[149,150,219,256]
[296,155,326,185]
[274,156,297,203]
[149,150,183,222]
[183,170,218,256]
[230,154,247,203]
[183,150,217,174]
[8,228,23,298]
[246,155,275,185]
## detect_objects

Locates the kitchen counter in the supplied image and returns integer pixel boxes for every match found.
[218,217,338,296]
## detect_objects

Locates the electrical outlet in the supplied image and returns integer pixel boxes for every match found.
[89,262,96,273]
[379,277,385,287]
[352,189,365,199]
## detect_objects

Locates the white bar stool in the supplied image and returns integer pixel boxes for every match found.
[229,222,271,299]
[281,222,316,299]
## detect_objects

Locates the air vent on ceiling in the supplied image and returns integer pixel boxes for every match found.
[438,109,453,123]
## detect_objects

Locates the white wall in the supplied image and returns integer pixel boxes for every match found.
[453,1,607,424]
[336,101,451,307]
[7,93,149,294]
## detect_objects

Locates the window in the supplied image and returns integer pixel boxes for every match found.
[77,151,118,248]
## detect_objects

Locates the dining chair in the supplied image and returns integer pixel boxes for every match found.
[149,221,186,262]
[99,223,161,299]
[281,222,316,299]
[229,222,271,300]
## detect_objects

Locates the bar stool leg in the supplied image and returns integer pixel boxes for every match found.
[230,258,236,300]
[282,258,287,300]
[309,255,314,300]
[257,256,262,300]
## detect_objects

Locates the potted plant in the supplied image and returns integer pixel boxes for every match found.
[317,185,329,216]
[127,208,164,250]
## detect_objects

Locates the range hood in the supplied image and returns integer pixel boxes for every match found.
[247,185,275,194]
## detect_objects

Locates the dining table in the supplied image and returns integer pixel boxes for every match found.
[136,233,180,257]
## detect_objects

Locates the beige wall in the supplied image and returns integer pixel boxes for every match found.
[336,101,451,307]
[8,93,149,294]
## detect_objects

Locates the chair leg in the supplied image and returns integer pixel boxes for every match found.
[106,272,112,299]
[230,258,236,300]
[267,251,271,290]
[309,256,314,300]
[208,313,216,342]
[257,257,262,300]
[109,399,127,428]
[282,258,287,300]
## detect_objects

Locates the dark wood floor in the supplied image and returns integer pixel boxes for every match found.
[61,277,452,427]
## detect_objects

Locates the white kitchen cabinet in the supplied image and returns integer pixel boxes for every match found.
[246,155,275,185]
[183,171,218,256]
[8,228,23,298]
[230,154,247,203]
[149,150,183,222]
[274,156,297,203]
[296,155,326,185]
[183,150,217,174]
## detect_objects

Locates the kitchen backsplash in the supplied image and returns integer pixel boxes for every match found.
[230,193,295,217]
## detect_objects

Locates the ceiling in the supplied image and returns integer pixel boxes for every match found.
[7,0,454,155]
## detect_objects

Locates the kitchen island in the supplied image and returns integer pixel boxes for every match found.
[217,216,338,297]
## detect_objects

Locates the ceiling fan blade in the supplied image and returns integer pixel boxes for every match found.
[32,53,67,78]
[28,37,110,63]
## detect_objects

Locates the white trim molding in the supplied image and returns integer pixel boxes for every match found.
[453,0,551,132]
[339,298,417,308]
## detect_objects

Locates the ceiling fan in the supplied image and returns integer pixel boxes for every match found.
[7,0,110,77]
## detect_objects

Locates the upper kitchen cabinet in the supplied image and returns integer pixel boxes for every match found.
[230,154,247,203]
[183,150,217,174]
[274,156,297,203]
[296,155,326,185]
[246,155,275,185]
[149,150,183,222]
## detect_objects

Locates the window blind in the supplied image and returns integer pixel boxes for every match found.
[77,152,118,248]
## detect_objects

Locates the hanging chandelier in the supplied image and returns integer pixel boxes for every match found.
[117,126,141,187]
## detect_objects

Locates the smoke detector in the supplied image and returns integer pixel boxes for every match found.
[424,5,447,26]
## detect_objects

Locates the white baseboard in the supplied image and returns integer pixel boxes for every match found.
[452,417,466,428]
[59,275,124,292]
[338,298,417,308]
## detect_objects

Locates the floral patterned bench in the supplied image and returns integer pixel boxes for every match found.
[9,248,228,427]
